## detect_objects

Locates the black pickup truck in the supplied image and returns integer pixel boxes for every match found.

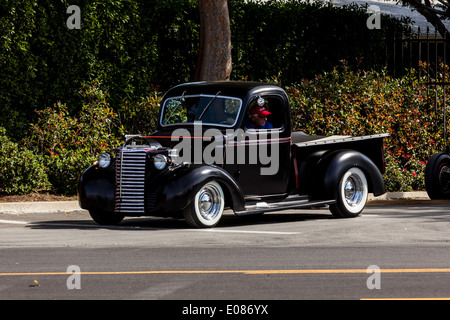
[78,81,389,228]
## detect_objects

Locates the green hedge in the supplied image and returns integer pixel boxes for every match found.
[0,0,199,136]
[0,127,50,194]
[0,0,411,139]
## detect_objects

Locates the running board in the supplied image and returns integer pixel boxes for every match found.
[234,199,336,216]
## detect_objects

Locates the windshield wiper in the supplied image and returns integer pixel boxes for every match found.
[198,91,221,120]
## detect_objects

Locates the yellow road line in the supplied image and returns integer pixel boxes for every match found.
[361,298,450,300]
[2,268,450,276]
[244,268,450,274]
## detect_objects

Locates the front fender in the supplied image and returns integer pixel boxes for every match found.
[78,164,115,212]
[151,165,245,214]
[319,150,385,200]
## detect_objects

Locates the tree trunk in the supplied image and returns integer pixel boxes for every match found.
[194,0,232,81]
[401,0,450,41]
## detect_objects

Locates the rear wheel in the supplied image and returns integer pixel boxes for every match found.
[425,152,450,199]
[183,181,225,228]
[89,210,124,225]
[330,167,368,218]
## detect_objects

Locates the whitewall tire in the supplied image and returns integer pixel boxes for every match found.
[330,167,368,218]
[183,181,225,228]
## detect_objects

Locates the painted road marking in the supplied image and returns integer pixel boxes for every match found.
[198,229,300,235]
[361,298,450,300]
[0,219,28,225]
[2,268,450,276]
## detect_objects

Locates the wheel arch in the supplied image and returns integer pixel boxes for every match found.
[319,150,385,200]
[78,164,116,213]
[159,165,246,214]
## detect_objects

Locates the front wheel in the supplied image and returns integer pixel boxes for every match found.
[330,167,368,218]
[183,181,225,228]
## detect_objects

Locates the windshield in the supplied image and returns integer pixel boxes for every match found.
[161,94,242,127]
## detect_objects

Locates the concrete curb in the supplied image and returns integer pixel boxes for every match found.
[368,192,450,205]
[0,192,448,215]
[0,201,85,215]
[368,191,429,201]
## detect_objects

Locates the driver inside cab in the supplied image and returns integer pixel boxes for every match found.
[245,97,273,129]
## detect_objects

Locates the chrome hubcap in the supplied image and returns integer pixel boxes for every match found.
[344,173,364,208]
[199,193,212,212]
[197,184,222,221]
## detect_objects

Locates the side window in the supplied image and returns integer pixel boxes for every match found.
[244,96,282,130]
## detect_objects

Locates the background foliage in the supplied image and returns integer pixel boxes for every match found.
[0,0,410,137]
[0,0,437,195]
[0,127,50,194]
[0,0,198,136]
[287,61,444,191]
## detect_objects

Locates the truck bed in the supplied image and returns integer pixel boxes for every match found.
[291,131,389,197]
[291,131,390,178]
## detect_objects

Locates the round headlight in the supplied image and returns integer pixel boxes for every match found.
[154,154,168,170]
[98,153,111,168]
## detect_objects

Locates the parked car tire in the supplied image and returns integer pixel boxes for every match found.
[425,152,450,199]
[89,210,124,225]
[330,167,368,218]
[183,181,225,228]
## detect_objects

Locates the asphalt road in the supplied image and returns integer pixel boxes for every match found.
[1,204,450,308]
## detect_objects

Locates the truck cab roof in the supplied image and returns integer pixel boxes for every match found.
[156,81,290,133]
[162,81,285,101]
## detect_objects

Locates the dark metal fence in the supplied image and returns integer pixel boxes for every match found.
[389,28,447,77]
[393,28,450,142]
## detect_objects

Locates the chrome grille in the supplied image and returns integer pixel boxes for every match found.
[115,149,147,214]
